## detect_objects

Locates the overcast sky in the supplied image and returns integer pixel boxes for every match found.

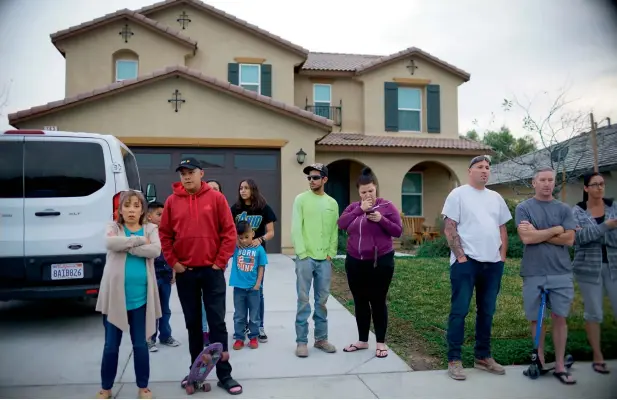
[1,0,616,144]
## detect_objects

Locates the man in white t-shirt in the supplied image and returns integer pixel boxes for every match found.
[441,155,512,381]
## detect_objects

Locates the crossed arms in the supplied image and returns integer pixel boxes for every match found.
[517,221,574,246]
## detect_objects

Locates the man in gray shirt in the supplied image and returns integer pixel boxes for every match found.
[515,167,577,385]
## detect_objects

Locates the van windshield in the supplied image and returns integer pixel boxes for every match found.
[24,141,106,198]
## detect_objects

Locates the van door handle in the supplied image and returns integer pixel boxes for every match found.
[35,211,61,217]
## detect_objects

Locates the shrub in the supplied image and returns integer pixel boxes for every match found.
[337,229,347,255]
[416,236,450,258]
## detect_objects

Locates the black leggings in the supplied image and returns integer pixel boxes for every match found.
[345,250,395,343]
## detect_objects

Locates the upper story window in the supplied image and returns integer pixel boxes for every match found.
[239,64,260,93]
[398,87,422,132]
[313,84,332,119]
[116,60,138,81]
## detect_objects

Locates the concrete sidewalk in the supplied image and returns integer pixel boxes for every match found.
[0,254,615,398]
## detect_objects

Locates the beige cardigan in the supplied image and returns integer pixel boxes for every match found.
[95,221,163,339]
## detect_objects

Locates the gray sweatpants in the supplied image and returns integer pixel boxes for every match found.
[577,263,617,323]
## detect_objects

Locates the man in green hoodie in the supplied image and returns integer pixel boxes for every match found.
[291,163,339,357]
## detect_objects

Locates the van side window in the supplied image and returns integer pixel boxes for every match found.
[0,141,24,198]
[121,147,141,190]
[24,141,106,198]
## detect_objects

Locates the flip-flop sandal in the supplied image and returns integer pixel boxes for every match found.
[592,362,610,374]
[343,344,368,352]
[553,371,576,385]
[217,378,243,395]
[375,349,388,358]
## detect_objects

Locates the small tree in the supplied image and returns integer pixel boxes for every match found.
[475,87,593,197]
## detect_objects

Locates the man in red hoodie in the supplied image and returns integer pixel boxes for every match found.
[158,157,241,394]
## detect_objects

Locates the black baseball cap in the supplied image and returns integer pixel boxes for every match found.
[303,163,328,177]
[176,157,202,172]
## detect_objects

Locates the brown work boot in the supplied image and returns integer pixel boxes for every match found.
[295,343,309,357]
[474,357,506,375]
[314,340,337,353]
[448,360,466,380]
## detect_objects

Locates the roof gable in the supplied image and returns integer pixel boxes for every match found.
[301,47,471,81]
[8,66,332,131]
[135,0,309,57]
[50,9,197,56]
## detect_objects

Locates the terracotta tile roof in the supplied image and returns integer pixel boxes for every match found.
[135,0,309,56]
[50,8,198,50]
[303,47,470,81]
[317,133,492,150]
[8,66,333,130]
[302,52,381,71]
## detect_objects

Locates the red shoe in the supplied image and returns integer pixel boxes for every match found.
[233,339,244,350]
[249,337,259,349]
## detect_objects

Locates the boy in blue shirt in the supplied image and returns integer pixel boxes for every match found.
[147,202,181,352]
[230,220,268,350]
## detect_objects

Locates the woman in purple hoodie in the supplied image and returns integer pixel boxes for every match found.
[338,167,403,358]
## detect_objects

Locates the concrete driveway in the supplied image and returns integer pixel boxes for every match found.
[0,254,615,398]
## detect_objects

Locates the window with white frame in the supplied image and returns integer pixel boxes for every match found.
[398,87,421,131]
[115,60,138,81]
[239,64,260,93]
[401,172,422,216]
[313,84,331,119]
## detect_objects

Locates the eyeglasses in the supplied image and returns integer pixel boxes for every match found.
[469,155,492,168]
[307,175,322,181]
[587,183,605,189]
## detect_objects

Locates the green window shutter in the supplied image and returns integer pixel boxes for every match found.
[384,82,398,132]
[228,63,239,85]
[260,64,272,97]
[426,84,441,133]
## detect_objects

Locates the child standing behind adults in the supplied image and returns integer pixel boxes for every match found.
[146,202,181,352]
[337,168,402,358]
[230,178,277,343]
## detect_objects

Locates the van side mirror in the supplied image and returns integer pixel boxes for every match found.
[146,183,157,203]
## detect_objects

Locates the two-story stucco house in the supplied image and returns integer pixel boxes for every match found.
[8,0,492,254]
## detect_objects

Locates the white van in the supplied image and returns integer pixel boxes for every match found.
[0,129,146,301]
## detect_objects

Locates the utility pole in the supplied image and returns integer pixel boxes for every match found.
[590,113,599,173]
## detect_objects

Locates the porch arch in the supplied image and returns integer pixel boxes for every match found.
[326,158,379,214]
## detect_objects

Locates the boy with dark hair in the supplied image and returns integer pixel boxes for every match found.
[147,201,181,351]
[230,220,268,350]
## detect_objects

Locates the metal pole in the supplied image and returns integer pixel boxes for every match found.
[590,113,599,173]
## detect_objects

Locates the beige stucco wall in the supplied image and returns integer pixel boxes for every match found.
[58,22,191,97]
[294,75,364,132]
[145,4,304,105]
[316,152,468,225]
[490,171,617,206]
[15,77,326,254]
[357,57,464,137]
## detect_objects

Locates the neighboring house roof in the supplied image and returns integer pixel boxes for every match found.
[317,133,492,152]
[302,47,471,81]
[135,0,309,57]
[7,66,333,131]
[488,125,617,185]
[50,8,198,55]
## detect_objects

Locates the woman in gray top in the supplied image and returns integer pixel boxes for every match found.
[572,172,617,375]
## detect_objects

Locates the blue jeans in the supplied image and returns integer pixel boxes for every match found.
[295,257,331,344]
[446,257,504,361]
[201,298,208,332]
[101,304,149,390]
[152,279,172,341]
[246,272,265,329]
[233,287,261,340]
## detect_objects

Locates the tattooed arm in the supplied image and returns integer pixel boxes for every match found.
[443,217,467,262]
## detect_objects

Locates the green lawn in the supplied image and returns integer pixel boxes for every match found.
[330,257,617,369]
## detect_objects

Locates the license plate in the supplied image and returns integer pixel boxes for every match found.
[51,263,84,280]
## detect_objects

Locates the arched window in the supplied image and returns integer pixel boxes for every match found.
[112,50,139,82]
